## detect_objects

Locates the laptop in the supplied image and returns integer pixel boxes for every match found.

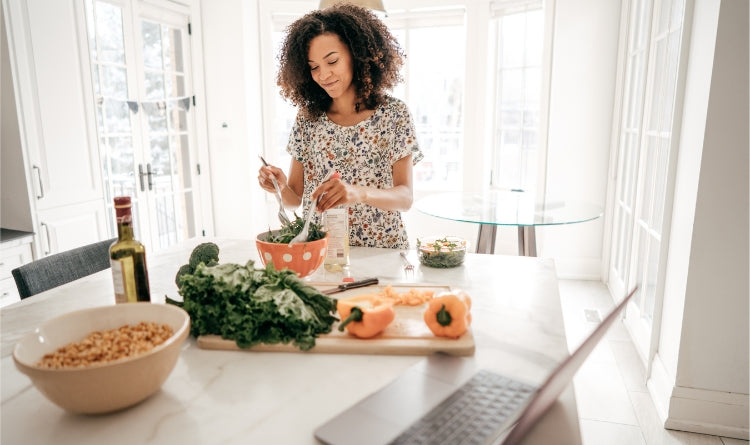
[315,287,637,445]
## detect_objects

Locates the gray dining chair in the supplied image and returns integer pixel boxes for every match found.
[12,238,116,299]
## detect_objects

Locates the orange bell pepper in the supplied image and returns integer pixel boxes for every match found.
[423,290,472,338]
[337,294,396,339]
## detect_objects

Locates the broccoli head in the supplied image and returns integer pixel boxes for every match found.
[174,242,220,289]
[189,242,220,270]
[175,263,192,288]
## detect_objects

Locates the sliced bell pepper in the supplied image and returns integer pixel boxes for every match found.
[423,290,472,338]
[337,294,395,339]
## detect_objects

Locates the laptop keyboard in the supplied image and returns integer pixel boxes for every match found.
[388,370,536,445]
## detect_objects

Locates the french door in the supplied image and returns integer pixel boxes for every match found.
[84,0,201,252]
[608,0,687,366]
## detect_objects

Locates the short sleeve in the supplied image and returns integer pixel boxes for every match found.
[388,98,424,166]
[286,111,308,162]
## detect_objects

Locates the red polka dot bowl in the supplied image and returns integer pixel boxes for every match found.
[255,231,328,278]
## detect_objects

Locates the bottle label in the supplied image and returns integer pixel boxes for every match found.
[324,207,349,269]
[111,257,136,303]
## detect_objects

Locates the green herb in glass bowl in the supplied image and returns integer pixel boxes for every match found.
[416,236,468,268]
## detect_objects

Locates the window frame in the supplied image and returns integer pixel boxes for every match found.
[604,0,691,370]
[486,0,554,198]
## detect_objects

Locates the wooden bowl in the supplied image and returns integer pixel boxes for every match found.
[255,231,328,278]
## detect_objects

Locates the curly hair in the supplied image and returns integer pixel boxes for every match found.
[276,3,404,118]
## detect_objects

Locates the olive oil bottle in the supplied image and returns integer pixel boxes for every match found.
[110,196,151,303]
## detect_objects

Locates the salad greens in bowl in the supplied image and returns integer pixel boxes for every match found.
[256,215,328,278]
[416,236,468,268]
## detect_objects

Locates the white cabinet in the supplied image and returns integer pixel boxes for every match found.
[36,202,109,255]
[0,230,34,307]
[3,0,107,255]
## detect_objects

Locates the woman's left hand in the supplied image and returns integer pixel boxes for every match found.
[311,175,362,212]
[310,155,415,213]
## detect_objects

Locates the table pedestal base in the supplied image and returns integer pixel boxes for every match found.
[518,226,537,256]
[475,225,497,255]
[476,224,537,257]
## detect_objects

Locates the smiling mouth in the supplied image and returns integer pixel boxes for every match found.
[322,80,338,88]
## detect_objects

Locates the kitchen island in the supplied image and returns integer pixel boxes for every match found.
[1,238,580,445]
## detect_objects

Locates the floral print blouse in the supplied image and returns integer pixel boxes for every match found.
[287,96,423,249]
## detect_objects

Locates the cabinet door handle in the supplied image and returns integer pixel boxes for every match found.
[146,163,154,190]
[138,164,146,191]
[33,165,45,199]
[41,222,51,255]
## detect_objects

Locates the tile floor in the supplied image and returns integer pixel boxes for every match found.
[558,279,748,445]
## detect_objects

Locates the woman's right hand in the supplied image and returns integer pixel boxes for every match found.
[258,158,303,208]
[258,164,288,194]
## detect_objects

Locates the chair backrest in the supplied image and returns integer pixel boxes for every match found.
[12,238,116,299]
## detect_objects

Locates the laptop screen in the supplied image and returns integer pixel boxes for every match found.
[500,286,637,444]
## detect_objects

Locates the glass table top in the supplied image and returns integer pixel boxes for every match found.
[415,190,603,227]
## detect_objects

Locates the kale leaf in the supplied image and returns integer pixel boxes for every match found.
[168,260,337,351]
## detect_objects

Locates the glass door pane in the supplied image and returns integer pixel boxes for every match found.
[85,0,147,240]
[86,0,200,253]
[610,0,652,292]
[138,18,197,250]
[609,0,686,364]
[630,0,683,320]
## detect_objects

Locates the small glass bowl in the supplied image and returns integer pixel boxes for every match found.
[416,236,468,268]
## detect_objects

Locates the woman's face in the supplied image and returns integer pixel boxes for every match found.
[307,32,355,100]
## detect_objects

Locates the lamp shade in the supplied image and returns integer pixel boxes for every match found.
[318,0,386,12]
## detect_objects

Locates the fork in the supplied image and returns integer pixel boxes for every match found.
[400,252,415,274]
[259,155,291,226]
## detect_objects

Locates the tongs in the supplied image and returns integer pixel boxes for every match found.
[289,170,338,245]
[259,155,291,226]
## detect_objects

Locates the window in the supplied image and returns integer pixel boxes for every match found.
[608,0,687,362]
[385,7,466,191]
[258,1,553,197]
[489,2,546,193]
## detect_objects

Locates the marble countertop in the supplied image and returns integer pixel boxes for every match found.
[0,228,34,245]
[0,238,579,445]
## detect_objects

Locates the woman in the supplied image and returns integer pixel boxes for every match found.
[258,3,423,249]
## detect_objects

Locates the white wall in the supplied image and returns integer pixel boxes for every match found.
[680,0,748,394]
[542,0,621,278]
[651,0,749,438]
[200,0,268,240]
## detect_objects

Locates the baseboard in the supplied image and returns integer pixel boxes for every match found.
[648,353,750,440]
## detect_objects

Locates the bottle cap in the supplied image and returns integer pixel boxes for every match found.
[114,196,131,207]
[114,196,133,221]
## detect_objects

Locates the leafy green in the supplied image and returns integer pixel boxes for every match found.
[167,260,338,351]
[175,242,220,289]
[264,214,327,244]
[416,237,466,268]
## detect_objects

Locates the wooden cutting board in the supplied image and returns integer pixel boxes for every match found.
[196,284,475,356]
